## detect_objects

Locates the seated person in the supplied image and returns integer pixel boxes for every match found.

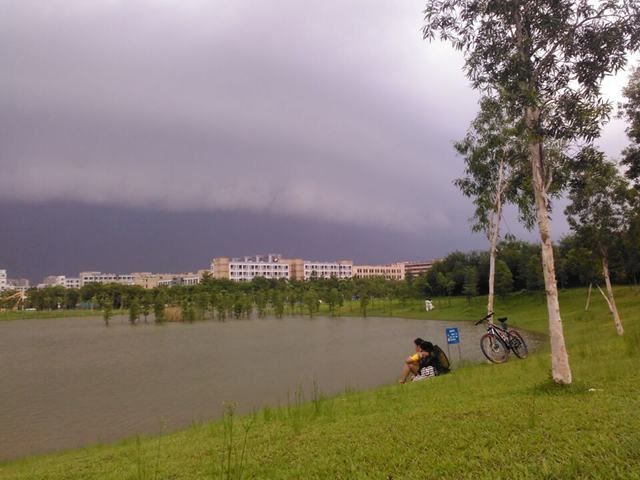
[398,337,430,384]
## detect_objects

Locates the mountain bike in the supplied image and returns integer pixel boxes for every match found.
[474,312,528,363]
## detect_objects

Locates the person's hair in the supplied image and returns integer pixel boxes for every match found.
[414,337,425,348]
[420,341,434,353]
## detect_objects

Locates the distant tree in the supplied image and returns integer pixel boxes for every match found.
[100,295,113,326]
[154,290,167,323]
[303,290,319,318]
[271,290,286,318]
[565,148,634,335]
[462,266,479,304]
[128,297,140,325]
[494,260,514,298]
[141,292,152,323]
[326,288,342,316]
[194,291,209,321]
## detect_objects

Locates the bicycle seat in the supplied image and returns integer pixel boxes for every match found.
[498,317,508,324]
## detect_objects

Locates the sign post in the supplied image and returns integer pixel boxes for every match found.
[445,327,462,364]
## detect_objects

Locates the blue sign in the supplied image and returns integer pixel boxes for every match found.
[446,327,460,345]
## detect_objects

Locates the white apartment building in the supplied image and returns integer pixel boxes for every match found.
[212,254,289,282]
[65,277,81,289]
[0,269,7,291]
[79,272,134,287]
[38,276,81,289]
[300,260,353,280]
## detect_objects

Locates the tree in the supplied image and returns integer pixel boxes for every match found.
[565,148,633,335]
[494,260,514,298]
[455,96,531,316]
[154,290,167,323]
[100,295,113,326]
[303,290,319,317]
[424,0,640,384]
[129,297,140,325]
[620,63,640,186]
[462,266,479,304]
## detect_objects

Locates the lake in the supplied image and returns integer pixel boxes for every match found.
[0,315,533,460]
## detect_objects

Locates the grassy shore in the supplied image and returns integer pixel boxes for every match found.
[1,287,639,479]
[0,309,119,321]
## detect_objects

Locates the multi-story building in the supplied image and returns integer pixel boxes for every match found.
[132,272,176,289]
[0,269,7,291]
[211,254,289,282]
[38,276,81,289]
[403,260,437,278]
[79,272,134,287]
[284,258,353,281]
[7,278,30,293]
[41,275,66,287]
[352,263,406,281]
[156,270,201,287]
[65,277,81,289]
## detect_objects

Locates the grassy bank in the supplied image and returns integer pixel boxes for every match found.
[1,287,639,479]
[0,309,125,321]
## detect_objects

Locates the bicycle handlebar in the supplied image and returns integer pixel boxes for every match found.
[474,311,494,325]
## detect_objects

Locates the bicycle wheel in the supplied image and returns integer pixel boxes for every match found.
[508,330,528,359]
[480,333,509,364]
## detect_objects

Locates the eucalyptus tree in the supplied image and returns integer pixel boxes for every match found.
[565,148,633,335]
[424,0,640,384]
[620,64,640,185]
[455,96,531,316]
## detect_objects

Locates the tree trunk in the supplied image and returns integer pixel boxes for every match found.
[602,255,624,335]
[527,106,572,385]
[487,158,505,321]
[585,283,592,311]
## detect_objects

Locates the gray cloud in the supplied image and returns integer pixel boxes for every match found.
[0,0,481,233]
[0,0,633,241]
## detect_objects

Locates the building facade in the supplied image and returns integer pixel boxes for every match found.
[211,254,289,282]
[0,269,7,291]
[284,259,353,280]
[403,260,437,278]
[352,263,406,281]
[79,272,134,287]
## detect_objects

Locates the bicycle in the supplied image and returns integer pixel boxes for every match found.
[474,312,528,363]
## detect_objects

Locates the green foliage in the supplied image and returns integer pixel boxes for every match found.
[620,63,640,185]
[128,297,140,325]
[494,260,514,297]
[462,266,479,302]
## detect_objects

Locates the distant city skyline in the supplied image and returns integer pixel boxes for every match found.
[1,1,635,283]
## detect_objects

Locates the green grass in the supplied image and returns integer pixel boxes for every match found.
[2,287,639,479]
[0,309,125,321]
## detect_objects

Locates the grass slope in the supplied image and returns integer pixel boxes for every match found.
[0,309,119,321]
[1,287,639,479]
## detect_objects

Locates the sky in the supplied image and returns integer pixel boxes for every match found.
[0,0,635,282]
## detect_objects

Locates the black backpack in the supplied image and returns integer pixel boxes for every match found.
[419,345,451,375]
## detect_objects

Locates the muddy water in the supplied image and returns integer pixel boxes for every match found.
[0,315,536,460]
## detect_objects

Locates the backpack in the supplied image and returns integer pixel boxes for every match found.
[419,345,451,375]
[433,345,451,374]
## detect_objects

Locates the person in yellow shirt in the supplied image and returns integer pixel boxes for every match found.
[398,338,430,384]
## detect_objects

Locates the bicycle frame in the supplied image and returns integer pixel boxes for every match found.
[486,322,512,345]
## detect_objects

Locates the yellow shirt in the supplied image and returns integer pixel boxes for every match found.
[409,353,421,363]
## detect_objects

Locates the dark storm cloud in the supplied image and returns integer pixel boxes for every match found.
[0,0,479,232]
[0,1,633,280]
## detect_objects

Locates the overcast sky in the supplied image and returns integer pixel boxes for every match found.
[0,0,634,281]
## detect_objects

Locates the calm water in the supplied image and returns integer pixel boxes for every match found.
[0,315,534,460]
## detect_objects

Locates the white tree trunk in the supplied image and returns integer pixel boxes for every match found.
[527,107,572,385]
[487,158,505,321]
[585,283,592,311]
[602,256,624,336]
